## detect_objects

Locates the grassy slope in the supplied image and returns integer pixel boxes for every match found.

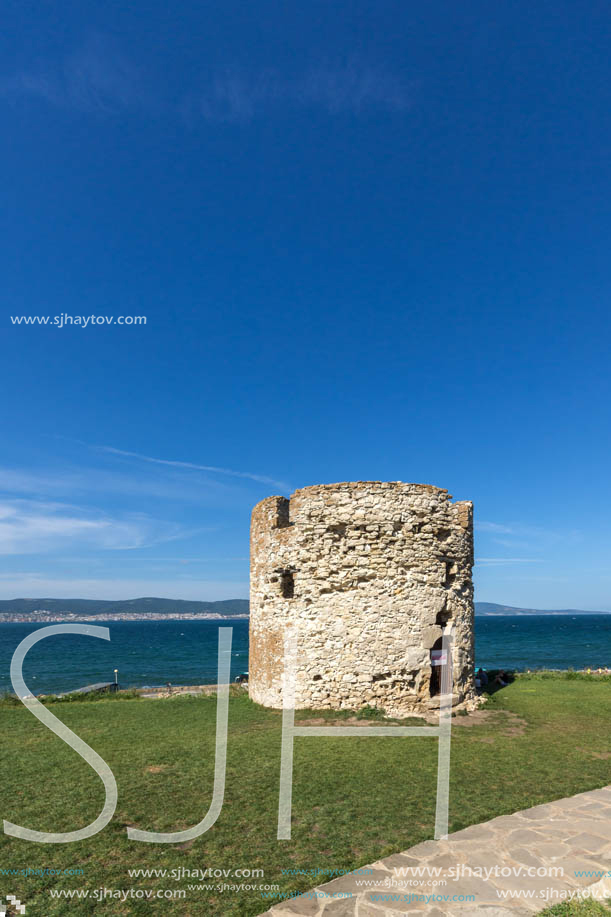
[0,597,249,616]
[1,676,610,916]
[539,903,611,916]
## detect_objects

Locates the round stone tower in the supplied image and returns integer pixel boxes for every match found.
[249,481,476,716]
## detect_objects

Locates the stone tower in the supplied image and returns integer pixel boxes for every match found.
[249,482,476,716]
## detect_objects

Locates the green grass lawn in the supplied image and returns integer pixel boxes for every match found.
[1,674,611,916]
[539,902,611,916]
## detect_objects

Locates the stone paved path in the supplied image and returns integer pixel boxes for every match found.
[261,786,611,916]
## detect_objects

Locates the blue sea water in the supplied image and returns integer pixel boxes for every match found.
[474,614,611,671]
[0,619,250,695]
[0,614,610,695]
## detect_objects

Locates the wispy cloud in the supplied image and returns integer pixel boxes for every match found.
[0,574,248,601]
[476,520,583,544]
[0,499,191,554]
[1,38,409,123]
[0,34,148,113]
[476,557,544,566]
[0,463,237,504]
[476,521,519,535]
[99,445,290,491]
[192,61,410,123]
[300,61,410,113]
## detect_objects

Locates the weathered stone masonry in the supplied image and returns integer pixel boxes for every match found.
[249,482,476,716]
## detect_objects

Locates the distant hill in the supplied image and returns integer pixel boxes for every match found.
[475,602,610,616]
[0,598,607,618]
[0,597,249,616]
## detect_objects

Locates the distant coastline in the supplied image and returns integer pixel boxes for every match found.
[3,613,611,623]
[0,597,609,624]
[0,596,249,623]
[476,610,611,616]
[475,602,611,616]
[0,613,250,623]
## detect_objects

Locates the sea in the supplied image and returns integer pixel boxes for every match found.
[1,614,611,696]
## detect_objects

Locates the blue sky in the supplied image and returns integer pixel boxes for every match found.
[1,1,611,608]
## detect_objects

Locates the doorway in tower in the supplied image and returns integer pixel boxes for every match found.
[429,637,448,696]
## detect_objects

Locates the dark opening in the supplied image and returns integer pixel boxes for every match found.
[429,636,444,697]
[280,571,294,598]
[436,608,452,627]
[275,498,291,528]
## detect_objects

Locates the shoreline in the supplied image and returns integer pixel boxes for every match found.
[1,612,611,625]
[3,668,611,701]
[0,614,250,624]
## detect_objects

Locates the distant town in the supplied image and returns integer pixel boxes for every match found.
[0,596,250,623]
[0,610,250,623]
[0,598,607,624]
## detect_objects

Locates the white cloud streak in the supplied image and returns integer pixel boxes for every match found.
[194,61,410,123]
[0,575,248,601]
[0,463,237,504]
[99,445,290,491]
[1,38,409,122]
[0,34,148,113]
[0,499,191,554]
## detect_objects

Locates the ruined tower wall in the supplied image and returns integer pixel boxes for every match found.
[249,481,475,716]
